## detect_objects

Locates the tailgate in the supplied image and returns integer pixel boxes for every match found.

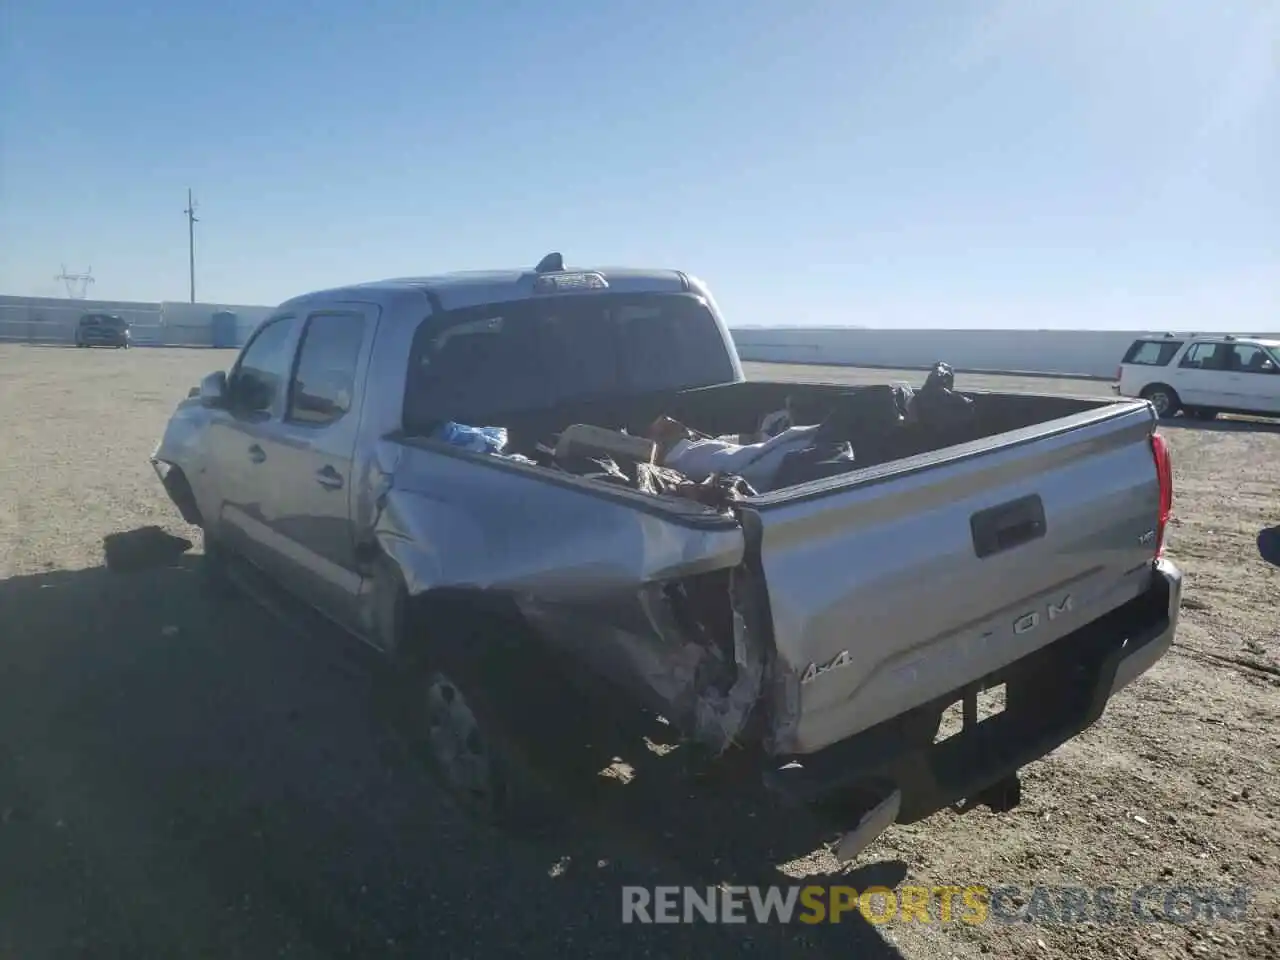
[745,400,1163,756]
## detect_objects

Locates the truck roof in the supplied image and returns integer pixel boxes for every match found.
[281,264,695,312]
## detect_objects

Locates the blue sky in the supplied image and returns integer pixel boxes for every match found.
[1,0,1276,329]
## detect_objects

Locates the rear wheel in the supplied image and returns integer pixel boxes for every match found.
[376,560,559,833]
[1140,384,1180,419]
[404,649,556,833]
[421,671,518,820]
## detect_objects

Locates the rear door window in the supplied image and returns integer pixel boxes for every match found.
[286,312,368,425]
[1178,342,1228,370]
[1123,340,1182,365]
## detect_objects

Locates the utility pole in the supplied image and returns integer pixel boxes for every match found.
[184,188,199,303]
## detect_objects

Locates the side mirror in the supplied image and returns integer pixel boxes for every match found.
[199,370,228,407]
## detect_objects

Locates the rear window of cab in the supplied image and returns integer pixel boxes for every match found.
[1123,340,1183,366]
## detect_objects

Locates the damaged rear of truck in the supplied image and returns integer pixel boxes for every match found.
[375,388,1180,847]
[152,262,1181,857]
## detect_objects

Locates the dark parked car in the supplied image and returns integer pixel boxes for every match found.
[75,314,131,348]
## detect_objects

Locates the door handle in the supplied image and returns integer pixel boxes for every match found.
[315,465,344,490]
[248,444,266,464]
[970,494,1047,558]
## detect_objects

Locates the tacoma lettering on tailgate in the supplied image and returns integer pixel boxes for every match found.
[1012,594,1074,636]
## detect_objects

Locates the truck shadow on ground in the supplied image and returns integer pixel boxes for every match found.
[102,525,193,570]
[505,682,916,906]
[1259,527,1280,568]
[0,527,906,959]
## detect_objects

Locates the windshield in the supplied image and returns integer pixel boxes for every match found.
[403,292,737,428]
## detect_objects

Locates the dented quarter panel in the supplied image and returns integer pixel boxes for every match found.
[370,438,744,598]
[512,566,767,753]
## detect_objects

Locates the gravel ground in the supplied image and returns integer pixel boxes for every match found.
[1,345,1276,960]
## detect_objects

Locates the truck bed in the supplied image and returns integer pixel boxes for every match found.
[450,378,1108,467]
[378,382,1165,766]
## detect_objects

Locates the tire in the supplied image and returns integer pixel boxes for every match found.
[1140,384,1180,419]
[409,667,554,831]
[378,561,558,833]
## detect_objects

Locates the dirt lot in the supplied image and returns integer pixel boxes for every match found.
[0,344,1277,960]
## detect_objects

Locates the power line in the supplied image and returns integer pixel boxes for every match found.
[184,188,199,303]
[55,264,95,299]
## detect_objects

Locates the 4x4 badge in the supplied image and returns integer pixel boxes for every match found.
[801,650,853,685]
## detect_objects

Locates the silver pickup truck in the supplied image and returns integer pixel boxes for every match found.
[152,257,1181,858]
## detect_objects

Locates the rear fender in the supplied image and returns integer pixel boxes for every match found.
[363,446,772,752]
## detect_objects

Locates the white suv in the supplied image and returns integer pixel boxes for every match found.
[1115,334,1280,420]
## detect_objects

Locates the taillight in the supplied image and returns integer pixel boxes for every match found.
[1116,365,1122,381]
[1150,431,1173,557]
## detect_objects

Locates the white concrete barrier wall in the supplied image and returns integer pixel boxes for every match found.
[159,301,275,345]
[0,295,275,347]
[0,296,160,344]
[3,295,1277,377]
[729,327,1280,379]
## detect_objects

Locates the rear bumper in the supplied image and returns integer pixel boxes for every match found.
[766,558,1182,823]
[79,335,129,346]
[1107,558,1180,695]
